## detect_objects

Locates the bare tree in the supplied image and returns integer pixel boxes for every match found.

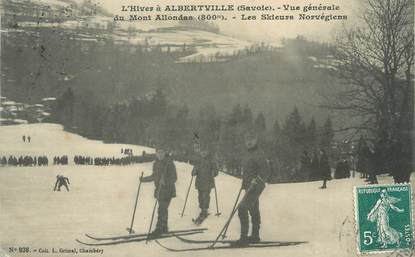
[325,0,414,182]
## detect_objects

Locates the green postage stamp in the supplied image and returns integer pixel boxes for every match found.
[355,184,413,254]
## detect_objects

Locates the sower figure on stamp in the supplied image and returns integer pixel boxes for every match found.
[54,175,70,191]
[233,132,269,246]
[141,148,177,236]
[191,146,218,224]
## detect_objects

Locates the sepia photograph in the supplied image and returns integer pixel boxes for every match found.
[0,0,413,256]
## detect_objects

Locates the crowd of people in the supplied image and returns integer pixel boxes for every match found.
[53,155,69,165]
[92,154,155,166]
[1,153,156,167]
[121,148,133,155]
[1,155,49,166]
[73,155,94,165]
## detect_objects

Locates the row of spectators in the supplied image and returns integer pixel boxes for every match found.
[90,154,155,166]
[74,156,94,165]
[1,153,156,167]
[121,148,133,155]
[53,156,69,165]
[1,155,49,166]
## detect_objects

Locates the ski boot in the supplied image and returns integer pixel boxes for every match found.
[248,229,260,243]
[230,236,249,247]
[193,209,209,225]
[149,226,168,238]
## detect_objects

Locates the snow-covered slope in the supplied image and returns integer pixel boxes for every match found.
[0,123,154,160]
[0,124,406,257]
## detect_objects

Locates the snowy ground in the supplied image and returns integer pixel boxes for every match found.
[0,124,411,257]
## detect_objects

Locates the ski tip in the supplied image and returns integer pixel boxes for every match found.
[84,234,94,240]
[76,239,89,245]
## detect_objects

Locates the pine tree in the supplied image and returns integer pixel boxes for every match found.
[255,112,266,134]
[320,116,334,153]
[242,104,254,131]
[306,117,317,150]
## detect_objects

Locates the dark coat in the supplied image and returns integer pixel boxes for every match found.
[334,160,350,179]
[142,157,177,200]
[192,156,218,191]
[241,146,269,190]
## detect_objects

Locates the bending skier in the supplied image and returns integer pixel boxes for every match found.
[141,148,177,236]
[191,147,218,224]
[234,132,269,246]
[54,175,70,191]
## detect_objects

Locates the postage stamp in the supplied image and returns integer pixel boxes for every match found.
[355,184,413,254]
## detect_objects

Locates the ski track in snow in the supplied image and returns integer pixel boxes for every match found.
[0,124,408,257]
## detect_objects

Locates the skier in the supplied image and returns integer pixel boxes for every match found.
[53,175,70,191]
[233,132,269,246]
[22,135,25,142]
[141,148,177,236]
[319,150,331,189]
[191,147,218,224]
[334,156,350,179]
[28,136,31,143]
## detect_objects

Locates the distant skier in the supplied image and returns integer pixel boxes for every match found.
[141,148,177,236]
[54,175,70,191]
[191,147,218,224]
[27,136,31,143]
[22,135,26,142]
[233,132,269,246]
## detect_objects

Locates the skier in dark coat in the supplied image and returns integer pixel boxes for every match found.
[319,150,331,189]
[191,148,218,222]
[334,157,350,179]
[141,148,177,236]
[234,132,269,246]
[54,175,70,191]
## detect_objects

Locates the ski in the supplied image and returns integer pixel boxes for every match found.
[76,230,203,246]
[84,227,207,241]
[154,239,308,252]
[174,235,290,245]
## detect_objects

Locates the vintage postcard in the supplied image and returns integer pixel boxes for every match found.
[0,0,413,257]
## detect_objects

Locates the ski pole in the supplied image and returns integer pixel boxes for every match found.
[127,172,144,234]
[146,197,158,244]
[180,174,194,217]
[210,185,251,248]
[213,182,221,216]
[221,185,243,239]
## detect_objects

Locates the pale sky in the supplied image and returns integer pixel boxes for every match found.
[73,0,361,42]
